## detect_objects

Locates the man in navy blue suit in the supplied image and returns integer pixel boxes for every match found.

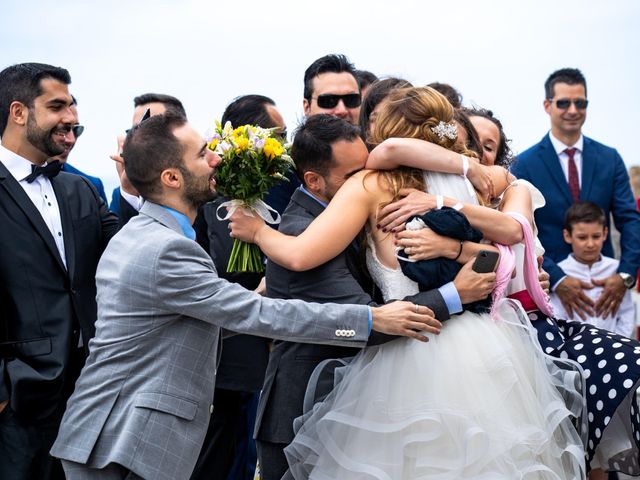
[512,68,640,321]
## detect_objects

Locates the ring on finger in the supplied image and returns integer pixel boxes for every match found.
[414,303,419,314]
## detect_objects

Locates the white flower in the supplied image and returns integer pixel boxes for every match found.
[431,121,458,140]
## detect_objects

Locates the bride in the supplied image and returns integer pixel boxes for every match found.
[230,87,585,478]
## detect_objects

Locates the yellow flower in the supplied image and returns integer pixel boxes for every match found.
[207,138,219,151]
[263,137,284,160]
[234,135,249,153]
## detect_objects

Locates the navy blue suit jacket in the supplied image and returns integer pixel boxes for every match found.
[511,133,640,285]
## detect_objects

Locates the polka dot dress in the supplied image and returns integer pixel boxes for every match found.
[530,310,640,475]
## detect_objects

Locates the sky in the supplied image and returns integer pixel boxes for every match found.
[1,0,639,199]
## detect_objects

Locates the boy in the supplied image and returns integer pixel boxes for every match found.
[550,201,635,336]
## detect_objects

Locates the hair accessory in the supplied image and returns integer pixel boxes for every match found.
[431,121,458,140]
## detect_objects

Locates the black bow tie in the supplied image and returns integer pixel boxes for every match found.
[25,160,63,183]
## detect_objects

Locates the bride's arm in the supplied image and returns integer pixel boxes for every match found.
[367,137,512,198]
[229,172,377,272]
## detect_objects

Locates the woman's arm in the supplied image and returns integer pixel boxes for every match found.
[367,137,507,198]
[395,227,499,264]
[229,171,377,271]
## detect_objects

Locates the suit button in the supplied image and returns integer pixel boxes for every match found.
[209,404,214,414]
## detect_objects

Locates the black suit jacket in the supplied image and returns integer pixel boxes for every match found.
[0,165,118,421]
[255,188,450,444]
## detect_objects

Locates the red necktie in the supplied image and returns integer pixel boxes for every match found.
[565,148,580,202]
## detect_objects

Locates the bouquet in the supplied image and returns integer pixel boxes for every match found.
[208,121,293,272]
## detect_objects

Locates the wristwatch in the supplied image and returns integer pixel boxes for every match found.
[619,272,636,290]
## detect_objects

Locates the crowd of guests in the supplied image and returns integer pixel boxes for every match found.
[0,54,639,480]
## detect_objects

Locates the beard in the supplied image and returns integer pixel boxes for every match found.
[26,114,67,157]
[181,167,216,209]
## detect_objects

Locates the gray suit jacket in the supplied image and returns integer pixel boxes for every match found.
[255,188,450,445]
[50,201,370,479]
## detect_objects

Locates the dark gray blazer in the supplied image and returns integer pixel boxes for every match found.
[255,188,450,445]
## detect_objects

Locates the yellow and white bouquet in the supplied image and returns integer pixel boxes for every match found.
[208,121,292,272]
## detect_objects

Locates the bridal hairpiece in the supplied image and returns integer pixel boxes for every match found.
[431,121,458,140]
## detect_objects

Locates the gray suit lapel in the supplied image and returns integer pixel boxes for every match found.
[140,201,186,236]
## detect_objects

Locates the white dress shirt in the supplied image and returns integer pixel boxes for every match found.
[550,253,635,337]
[548,132,584,188]
[0,145,67,268]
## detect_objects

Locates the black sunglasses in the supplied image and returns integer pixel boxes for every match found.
[315,93,361,109]
[125,108,152,134]
[72,124,84,138]
[549,98,589,110]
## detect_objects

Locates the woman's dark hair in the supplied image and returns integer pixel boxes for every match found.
[453,109,483,158]
[463,107,513,166]
[359,77,413,148]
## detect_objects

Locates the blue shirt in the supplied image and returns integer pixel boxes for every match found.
[161,206,196,240]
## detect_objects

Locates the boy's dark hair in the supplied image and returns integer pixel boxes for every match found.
[123,113,187,201]
[427,82,463,109]
[563,201,606,232]
[291,114,361,181]
[544,68,587,100]
[354,69,378,91]
[0,62,71,135]
[303,54,358,101]
[133,93,186,118]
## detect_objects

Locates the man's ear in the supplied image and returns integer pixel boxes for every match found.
[8,101,28,127]
[303,171,325,195]
[543,98,552,116]
[160,168,182,190]
[303,98,311,117]
[562,228,572,244]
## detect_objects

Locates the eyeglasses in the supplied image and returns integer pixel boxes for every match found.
[549,98,589,110]
[314,93,361,109]
[72,124,84,138]
[125,108,152,134]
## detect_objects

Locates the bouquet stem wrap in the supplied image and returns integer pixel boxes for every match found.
[217,199,281,273]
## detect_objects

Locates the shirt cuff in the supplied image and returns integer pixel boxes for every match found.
[438,282,462,314]
[551,275,567,292]
[121,189,143,211]
[367,307,373,335]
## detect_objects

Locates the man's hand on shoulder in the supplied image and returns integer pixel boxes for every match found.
[453,259,496,304]
[592,274,626,318]
[371,301,441,342]
[555,275,594,320]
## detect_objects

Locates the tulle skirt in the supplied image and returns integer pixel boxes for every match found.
[285,300,587,479]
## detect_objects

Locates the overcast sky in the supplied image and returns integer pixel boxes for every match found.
[2,0,639,199]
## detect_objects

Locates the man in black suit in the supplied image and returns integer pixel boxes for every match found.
[0,63,118,479]
[255,115,494,480]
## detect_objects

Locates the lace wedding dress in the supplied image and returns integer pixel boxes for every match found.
[284,172,586,479]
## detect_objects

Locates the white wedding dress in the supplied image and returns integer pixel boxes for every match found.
[284,172,586,479]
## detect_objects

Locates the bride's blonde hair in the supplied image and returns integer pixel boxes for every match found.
[368,87,479,202]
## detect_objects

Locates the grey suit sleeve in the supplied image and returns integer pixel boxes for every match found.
[154,237,370,347]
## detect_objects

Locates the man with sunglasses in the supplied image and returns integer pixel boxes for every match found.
[303,54,362,125]
[512,67,640,324]
[54,96,108,203]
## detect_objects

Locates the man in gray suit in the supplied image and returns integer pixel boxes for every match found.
[255,115,497,480]
[50,113,440,479]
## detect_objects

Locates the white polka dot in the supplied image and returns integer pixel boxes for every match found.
[615,352,625,360]
[609,389,617,399]
[597,400,604,411]
[560,351,569,359]
[546,318,554,325]
[589,385,597,395]
[595,427,601,438]
[545,347,554,354]
[621,337,631,342]
[583,369,591,379]
[592,337,602,344]
[598,360,607,369]
[636,431,640,441]
[574,334,583,341]
[595,347,604,355]
[529,313,539,321]
[577,355,587,364]
[603,374,611,383]
[636,358,640,365]
[589,439,594,450]
[619,365,629,373]
[588,412,594,422]
[545,332,554,341]
[614,462,621,470]
[574,343,584,351]
[624,379,634,388]
[604,416,610,425]
[613,342,622,348]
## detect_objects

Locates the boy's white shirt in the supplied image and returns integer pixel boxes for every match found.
[550,253,635,337]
